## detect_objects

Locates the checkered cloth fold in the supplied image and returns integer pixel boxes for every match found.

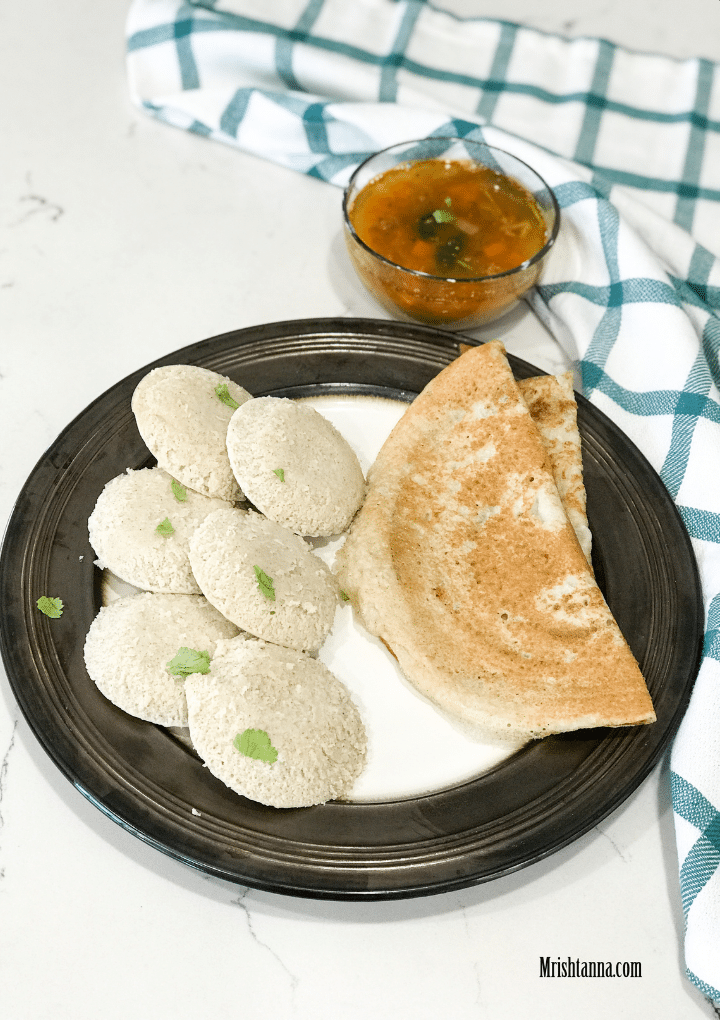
[126,0,720,1002]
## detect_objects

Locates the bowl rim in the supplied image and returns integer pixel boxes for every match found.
[342,137,562,284]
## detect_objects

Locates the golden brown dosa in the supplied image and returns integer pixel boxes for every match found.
[336,341,655,740]
[518,372,593,565]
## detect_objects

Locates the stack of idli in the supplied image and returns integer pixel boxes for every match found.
[83,363,368,808]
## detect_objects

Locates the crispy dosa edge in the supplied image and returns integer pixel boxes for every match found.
[459,345,591,562]
[517,372,593,565]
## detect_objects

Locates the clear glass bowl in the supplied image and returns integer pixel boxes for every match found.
[342,137,561,329]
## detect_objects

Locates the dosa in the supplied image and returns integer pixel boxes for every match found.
[336,341,655,740]
[518,372,593,565]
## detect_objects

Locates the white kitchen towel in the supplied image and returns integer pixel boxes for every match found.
[126,0,720,1003]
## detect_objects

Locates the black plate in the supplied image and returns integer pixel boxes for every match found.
[0,318,703,900]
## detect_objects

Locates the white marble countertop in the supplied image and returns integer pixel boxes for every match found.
[2,2,720,1018]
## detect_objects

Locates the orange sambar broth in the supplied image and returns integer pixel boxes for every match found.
[349,159,547,278]
[346,159,549,325]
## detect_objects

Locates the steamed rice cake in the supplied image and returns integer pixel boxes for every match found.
[188,508,337,652]
[226,396,365,536]
[88,466,232,593]
[83,592,240,725]
[185,637,366,808]
[132,364,252,501]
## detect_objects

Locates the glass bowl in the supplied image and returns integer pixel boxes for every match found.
[342,137,560,329]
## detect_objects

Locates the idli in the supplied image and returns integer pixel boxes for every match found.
[88,466,232,593]
[83,592,240,726]
[188,508,337,652]
[226,396,365,536]
[185,637,366,807]
[132,364,252,501]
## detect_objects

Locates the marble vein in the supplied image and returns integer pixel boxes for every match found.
[594,823,631,864]
[0,720,18,881]
[458,900,485,1010]
[231,888,300,1005]
[8,172,64,228]
[9,194,64,227]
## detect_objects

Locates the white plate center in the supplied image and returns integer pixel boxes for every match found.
[302,394,526,803]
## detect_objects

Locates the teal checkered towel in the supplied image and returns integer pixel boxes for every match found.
[127,0,720,1001]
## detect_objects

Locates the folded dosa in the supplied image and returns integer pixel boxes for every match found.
[336,341,655,740]
[518,372,593,565]
[458,349,592,563]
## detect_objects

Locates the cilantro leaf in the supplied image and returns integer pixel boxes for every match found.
[234,728,278,764]
[156,517,174,536]
[253,565,275,601]
[272,468,285,482]
[166,647,211,677]
[339,589,350,602]
[37,596,63,618]
[171,479,187,502]
[432,207,455,223]
[215,383,240,410]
